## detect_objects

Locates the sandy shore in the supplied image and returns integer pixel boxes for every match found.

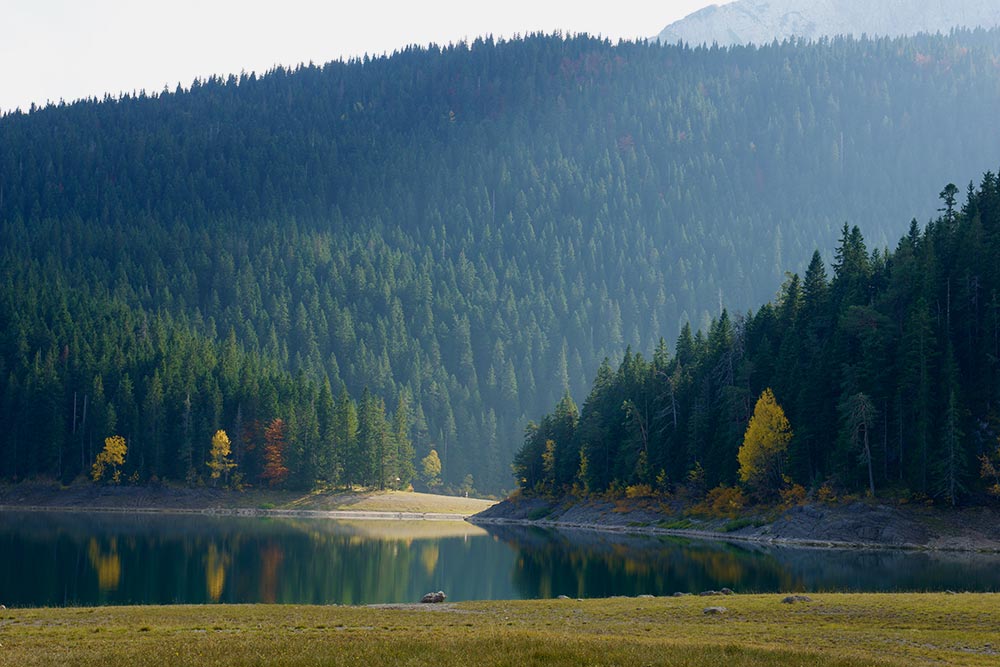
[0,481,496,519]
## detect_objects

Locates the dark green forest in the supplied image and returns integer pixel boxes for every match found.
[518,178,1000,505]
[4,32,1000,492]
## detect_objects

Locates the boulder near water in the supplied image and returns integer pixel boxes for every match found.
[420,591,447,603]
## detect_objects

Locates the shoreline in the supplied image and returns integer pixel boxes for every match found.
[0,482,495,519]
[0,504,473,521]
[471,495,1000,553]
[467,515,1000,552]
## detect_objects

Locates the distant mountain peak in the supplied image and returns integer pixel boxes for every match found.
[657,0,1000,46]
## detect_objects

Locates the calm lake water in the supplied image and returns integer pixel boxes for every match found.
[2,510,1000,607]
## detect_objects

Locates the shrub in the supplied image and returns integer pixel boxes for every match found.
[694,485,746,519]
[603,480,627,500]
[817,483,837,504]
[527,506,552,520]
[626,483,654,499]
[780,484,807,508]
[723,517,759,532]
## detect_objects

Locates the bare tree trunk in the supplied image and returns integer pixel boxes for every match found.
[864,424,875,497]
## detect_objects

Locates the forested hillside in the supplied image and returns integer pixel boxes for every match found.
[518,176,1000,505]
[4,32,1000,492]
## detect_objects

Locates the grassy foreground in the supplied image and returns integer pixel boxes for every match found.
[1,594,997,666]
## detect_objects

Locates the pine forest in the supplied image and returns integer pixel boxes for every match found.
[4,31,1000,495]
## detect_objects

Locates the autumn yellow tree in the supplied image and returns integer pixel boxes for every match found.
[737,389,792,497]
[207,429,236,487]
[420,449,442,490]
[91,435,127,484]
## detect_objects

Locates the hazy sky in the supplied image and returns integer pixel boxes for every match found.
[0,1,732,113]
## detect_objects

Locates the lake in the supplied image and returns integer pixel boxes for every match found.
[2,510,999,607]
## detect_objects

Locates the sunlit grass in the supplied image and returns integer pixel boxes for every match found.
[296,489,496,515]
[0,482,497,518]
[2,593,997,666]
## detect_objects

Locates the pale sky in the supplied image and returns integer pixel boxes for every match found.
[0,1,731,113]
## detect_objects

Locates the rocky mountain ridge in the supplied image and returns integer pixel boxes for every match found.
[657,0,1000,46]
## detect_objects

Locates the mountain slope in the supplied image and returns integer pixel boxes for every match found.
[5,33,1000,492]
[658,0,1000,46]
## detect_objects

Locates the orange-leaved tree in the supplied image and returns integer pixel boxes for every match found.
[261,418,289,487]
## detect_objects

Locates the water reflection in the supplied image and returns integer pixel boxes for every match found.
[204,543,229,602]
[3,511,1000,608]
[86,537,122,592]
[0,511,509,607]
[486,524,1000,597]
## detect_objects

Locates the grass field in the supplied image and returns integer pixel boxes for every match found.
[2,593,996,666]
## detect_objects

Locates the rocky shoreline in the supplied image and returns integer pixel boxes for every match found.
[470,495,1000,552]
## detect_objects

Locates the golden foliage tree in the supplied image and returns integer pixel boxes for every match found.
[207,429,236,486]
[91,435,127,484]
[737,388,792,495]
[420,449,442,490]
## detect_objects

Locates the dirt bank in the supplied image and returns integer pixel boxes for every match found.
[471,495,1000,552]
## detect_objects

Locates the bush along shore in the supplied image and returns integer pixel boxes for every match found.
[470,493,1000,552]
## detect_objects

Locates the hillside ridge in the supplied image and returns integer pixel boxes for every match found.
[657,0,1000,46]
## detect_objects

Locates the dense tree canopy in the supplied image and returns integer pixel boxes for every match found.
[518,175,1000,505]
[5,32,1000,491]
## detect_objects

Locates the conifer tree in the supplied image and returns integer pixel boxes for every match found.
[392,393,415,488]
[334,388,359,487]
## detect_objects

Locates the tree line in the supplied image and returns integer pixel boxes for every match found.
[517,176,1000,506]
[6,32,1000,490]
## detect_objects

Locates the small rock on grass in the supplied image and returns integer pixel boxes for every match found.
[420,591,446,603]
[703,606,727,614]
[720,587,735,595]
[781,595,812,604]
[557,595,570,600]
